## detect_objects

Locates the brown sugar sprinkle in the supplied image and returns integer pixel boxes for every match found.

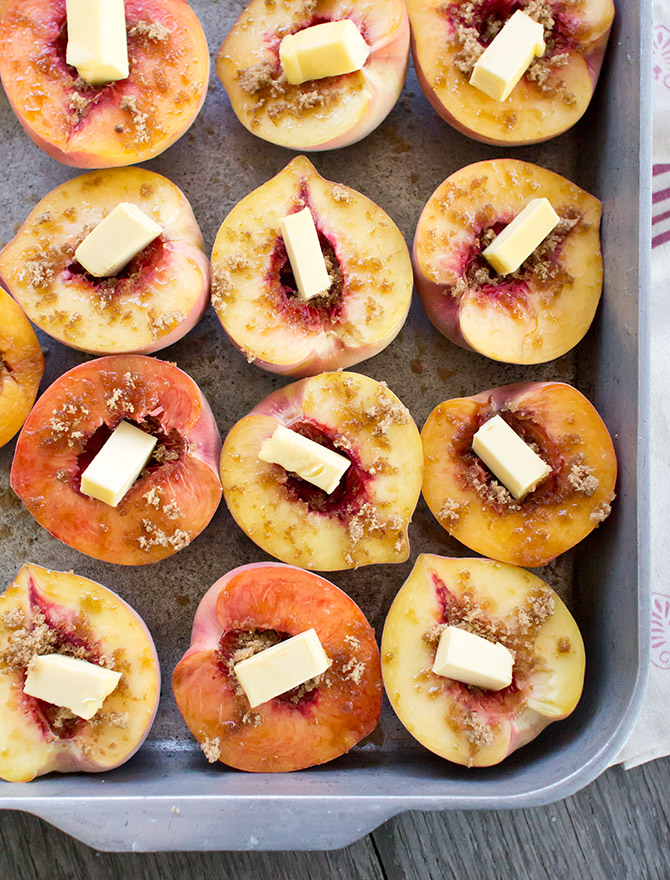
[347,502,404,548]
[464,471,521,511]
[24,256,55,289]
[69,92,90,120]
[137,521,191,553]
[0,608,114,673]
[331,184,353,204]
[149,309,184,337]
[128,20,170,42]
[153,444,179,464]
[200,737,222,763]
[362,385,411,437]
[557,638,571,654]
[211,266,233,313]
[120,96,150,144]
[461,710,496,752]
[241,711,262,727]
[89,709,129,729]
[567,460,599,496]
[439,498,464,526]
[341,657,366,685]
[143,487,162,508]
[51,707,79,732]
[590,499,612,523]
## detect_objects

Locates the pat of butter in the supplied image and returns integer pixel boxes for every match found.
[279,20,369,85]
[279,208,330,301]
[66,0,129,86]
[75,203,163,278]
[81,420,157,507]
[469,10,545,102]
[472,415,552,501]
[259,424,350,494]
[24,654,122,720]
[432,626,513,691]
[482,198,560,275]
[234,629,331,709]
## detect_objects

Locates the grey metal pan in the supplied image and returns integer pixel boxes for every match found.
[0,0,651,851]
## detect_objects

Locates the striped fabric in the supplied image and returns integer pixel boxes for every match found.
[652,164,670,249]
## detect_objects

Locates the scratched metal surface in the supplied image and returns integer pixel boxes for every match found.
[0,0,650,852]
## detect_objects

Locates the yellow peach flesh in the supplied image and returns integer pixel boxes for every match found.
[413,159,603,364]
[381,554,585,767]
[221,371,423,571]
[0,564,159,782]
[421,382,617,567]
[0,168,210,355]
[0,288,44,448]
[211,156,412,376]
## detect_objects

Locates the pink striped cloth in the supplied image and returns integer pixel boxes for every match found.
[612,4,670,769]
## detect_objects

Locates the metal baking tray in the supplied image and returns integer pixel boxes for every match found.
[0,0,651,852]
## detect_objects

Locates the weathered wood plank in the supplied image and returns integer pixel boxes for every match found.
[372,760,670,880]
[0,810,385,880]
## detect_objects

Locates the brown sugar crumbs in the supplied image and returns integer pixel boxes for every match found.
[137,521,190,552]
[69,92,90,120]
[128,20,170,42]
[461,710,496,752]
[465,471,521,511]
[439,498,464,526]
[120,96,150,143]
[590,499,612,523]
[567,460,599,497]
[200,737,222,763]
[153,444,179,464]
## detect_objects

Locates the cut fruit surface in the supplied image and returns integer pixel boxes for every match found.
[216,0,409,150]
[0,563,159,782]
[172,562,382,772]
[0,287,44,448]
[221,370,423,571]
[11,355,222,565]
[211,156,413,377]
[407,0,614,145]
[0,168,210,355]
[421,381,617,567]
[381,554,585,767]
[413,159,603,364]
[0,0,209,167]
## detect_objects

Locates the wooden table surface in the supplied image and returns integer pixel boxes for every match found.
[1,758,667,879]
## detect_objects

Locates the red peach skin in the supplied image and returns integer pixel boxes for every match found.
[11,356,222,565]
[173,562,383,772]
[0,0,209,167]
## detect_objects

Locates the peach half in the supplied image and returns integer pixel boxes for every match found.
[381,554,585,767]
[421,382,617,567]
[0,287,44,448]
[407,0,614,145]
[173,563,382,772]
[0,0,209,168]
[211,156,413,377]
[11,355,222,565]
[0,563,160,782]
[413,159,603,364]
[217,0,409,150]
[0,168,210,356]
[221,371,423,571]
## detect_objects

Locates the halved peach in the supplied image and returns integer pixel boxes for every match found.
[211,156,412,377]
[0,288,44,448]
[221,371,423,571]
[216,0,409,150]
[0,168,210,355]
[173,562,382,772]
[413,159,603,364]
[407,0,614,145]
[0,0,209,167]
[11,355,222,565]
[382,554,585,767]
[421,381,617,567]
[0,563,160,782]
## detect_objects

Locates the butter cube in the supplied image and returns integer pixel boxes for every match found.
[259,424,350,494]
[279,20,369,85]
[75,203,163,278]
[279,208,331,301]
[234,629,331,709]
[81,420,157,507]
[66,0,129,86]
[482,198,560,275]
[472,415,552,500]
[469,10,545,102]
[24,654,122,720]
[432,626,513,691]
